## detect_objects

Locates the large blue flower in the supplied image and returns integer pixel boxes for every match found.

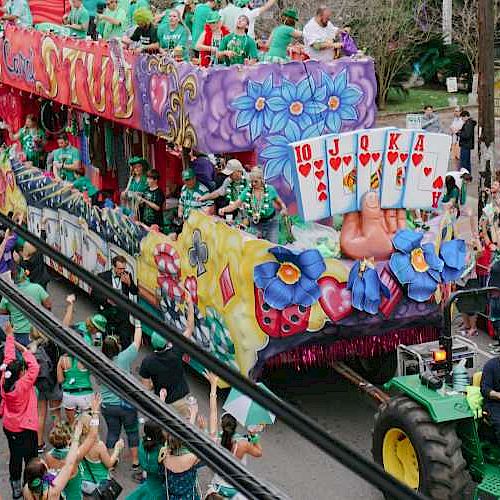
[260,123,319,188]
[347,260,390,315]
[389,229,444,302]
[254,246,326,310]
[321,69,363,133]
[232,74,278,141]
[440,239,466,283]
[267,76,326,134]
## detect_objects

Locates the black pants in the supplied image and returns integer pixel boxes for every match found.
[3,427,38,481]
[87,16,98,40]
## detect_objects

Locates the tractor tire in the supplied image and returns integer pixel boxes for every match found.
[349,351,397,385]
[372,395,468,500]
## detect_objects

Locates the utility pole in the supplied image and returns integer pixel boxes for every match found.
[478,0,495,191]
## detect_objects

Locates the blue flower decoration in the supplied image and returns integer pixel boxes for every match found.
[267,76,327,134]
[347,260,390,315]
[321,69,363,133]
[440,239,466,283]
[254,246,326,310]
[389,229,444,302]
[260,122,320,188]
[232,74,278,141]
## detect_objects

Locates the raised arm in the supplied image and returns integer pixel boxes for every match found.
[183,290,195,339]
[132,321,143,351]
[205,371,219,439]
[76,394,101,461]
[2,322,16,364]
[62,294,76,327]
[99,439,124,468]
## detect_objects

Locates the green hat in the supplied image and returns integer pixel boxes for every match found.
[282,7,299,21]
[235,0,251,6]
[182,168,196,181]
[206,11,221,23]
[128,156,143,165]
[90,314,107,333]
[151,332,169,350]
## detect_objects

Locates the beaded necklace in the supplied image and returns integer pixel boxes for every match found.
[243,185,270,224]
[227,179,247,203]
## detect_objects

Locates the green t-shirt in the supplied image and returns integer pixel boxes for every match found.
[74,321,94,346]
[191,2,213,46]
[100,344,138,405]
[267,24,295,59]
[73,176,98,197]
[18,126,45,165]
[98,7,127,39]
[183,11,194,35]
[67,5,90,38]
[158,23,188,56]
[53,145,80,181]
[129,175,148,193]
[0,280,49,334]
[219,33,258,65]
[238,184,279,220]
[6,0,33,27]
[442,186,460,205]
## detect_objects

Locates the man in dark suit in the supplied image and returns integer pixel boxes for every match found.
[92,255,138,347]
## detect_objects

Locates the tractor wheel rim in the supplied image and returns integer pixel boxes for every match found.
[382,428,420,490]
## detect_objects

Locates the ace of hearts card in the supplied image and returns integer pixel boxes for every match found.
[402,132,452,209]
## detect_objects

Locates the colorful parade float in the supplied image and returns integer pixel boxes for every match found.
[0,5,468,384]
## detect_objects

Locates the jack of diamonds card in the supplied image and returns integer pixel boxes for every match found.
[356,128,394,210]
[380,129,414,209]
[402,132,452,209]
[325,131,357,214]
[290,136,330,221]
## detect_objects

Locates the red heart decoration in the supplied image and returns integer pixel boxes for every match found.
[317,182,327,192]
[379,266,403,319]
[359,153,370,166]
[329,157,341,171]
[387,151,398,165]
[298,162,311,177]
[423,167,432,177]
[315,170,325,180]
[150,73,169,116]
[400,153,408,162]
[318,276,352,322]
[318,191,328,202]
[432,175,443,189]
[314,159,324,170]
[412,153,423,166]
[371,152,381,163]
[343,155,352,166]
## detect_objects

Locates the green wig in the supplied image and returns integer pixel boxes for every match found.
[134,7,154,25]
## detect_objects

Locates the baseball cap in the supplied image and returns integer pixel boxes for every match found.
[222,159,244,176]
[182,168,196,181]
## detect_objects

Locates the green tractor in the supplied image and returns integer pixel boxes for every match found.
[372,288,500,500]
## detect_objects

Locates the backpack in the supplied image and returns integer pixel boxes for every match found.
[34,344,56,394]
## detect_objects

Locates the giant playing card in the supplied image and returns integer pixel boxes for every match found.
[380,129,414,209]
[325,131,358,214]
[403,132,452,209]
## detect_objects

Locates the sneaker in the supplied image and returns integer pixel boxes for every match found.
[10,480,22,499]
[131,464,143,483]
[38,442,46,454]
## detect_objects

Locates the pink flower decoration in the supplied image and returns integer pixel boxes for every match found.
[184,276,198,304]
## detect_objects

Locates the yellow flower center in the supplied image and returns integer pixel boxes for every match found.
[277,262,301,285]
[289,101,304,116]
[255,97,266,111]
[328,96,340,111]
[410,248,429,273]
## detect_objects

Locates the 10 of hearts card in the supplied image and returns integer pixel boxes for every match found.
[290,128,452,221]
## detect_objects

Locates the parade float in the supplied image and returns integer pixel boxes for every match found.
[0,21,469,383]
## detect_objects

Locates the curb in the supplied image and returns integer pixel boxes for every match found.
[377,103,478,120]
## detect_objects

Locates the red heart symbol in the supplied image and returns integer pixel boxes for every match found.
[432,176,443,189]
[317,182,327,192]
[359,153,370,166]
[315,170,325,180]
[298,162,311,177]
[329,157,341,171]
[318,276,352,322]
[412,153,423,166]
[343,155,352,166]
[400,153,408,162]
[423,167,432,177]
[318,191,328,202]
[314,159,324,170]
[387,151,398,165]
[371,152,381,163]
[150,73,169,116]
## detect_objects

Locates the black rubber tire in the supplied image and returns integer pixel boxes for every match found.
[349,351,397,385]
[372,395,469,500]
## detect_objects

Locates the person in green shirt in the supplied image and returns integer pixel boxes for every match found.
[262,7,302,63]
[218,14,258,65]
[72,167,99,198]
[0,0,33,27]
[62,0,90,38]
[178,168,213,221]
[52,133,81,182]
[191,0,217,47]
[158,9,188,58]
[182,0,196,36]
[8,114,46,167]
[121,156,149,215]
[219,166,287,242]
[0,267,52,346]
[96,0,127,39]
[83,0,100,38]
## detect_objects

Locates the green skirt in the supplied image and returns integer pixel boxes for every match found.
[125,476,166,500]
